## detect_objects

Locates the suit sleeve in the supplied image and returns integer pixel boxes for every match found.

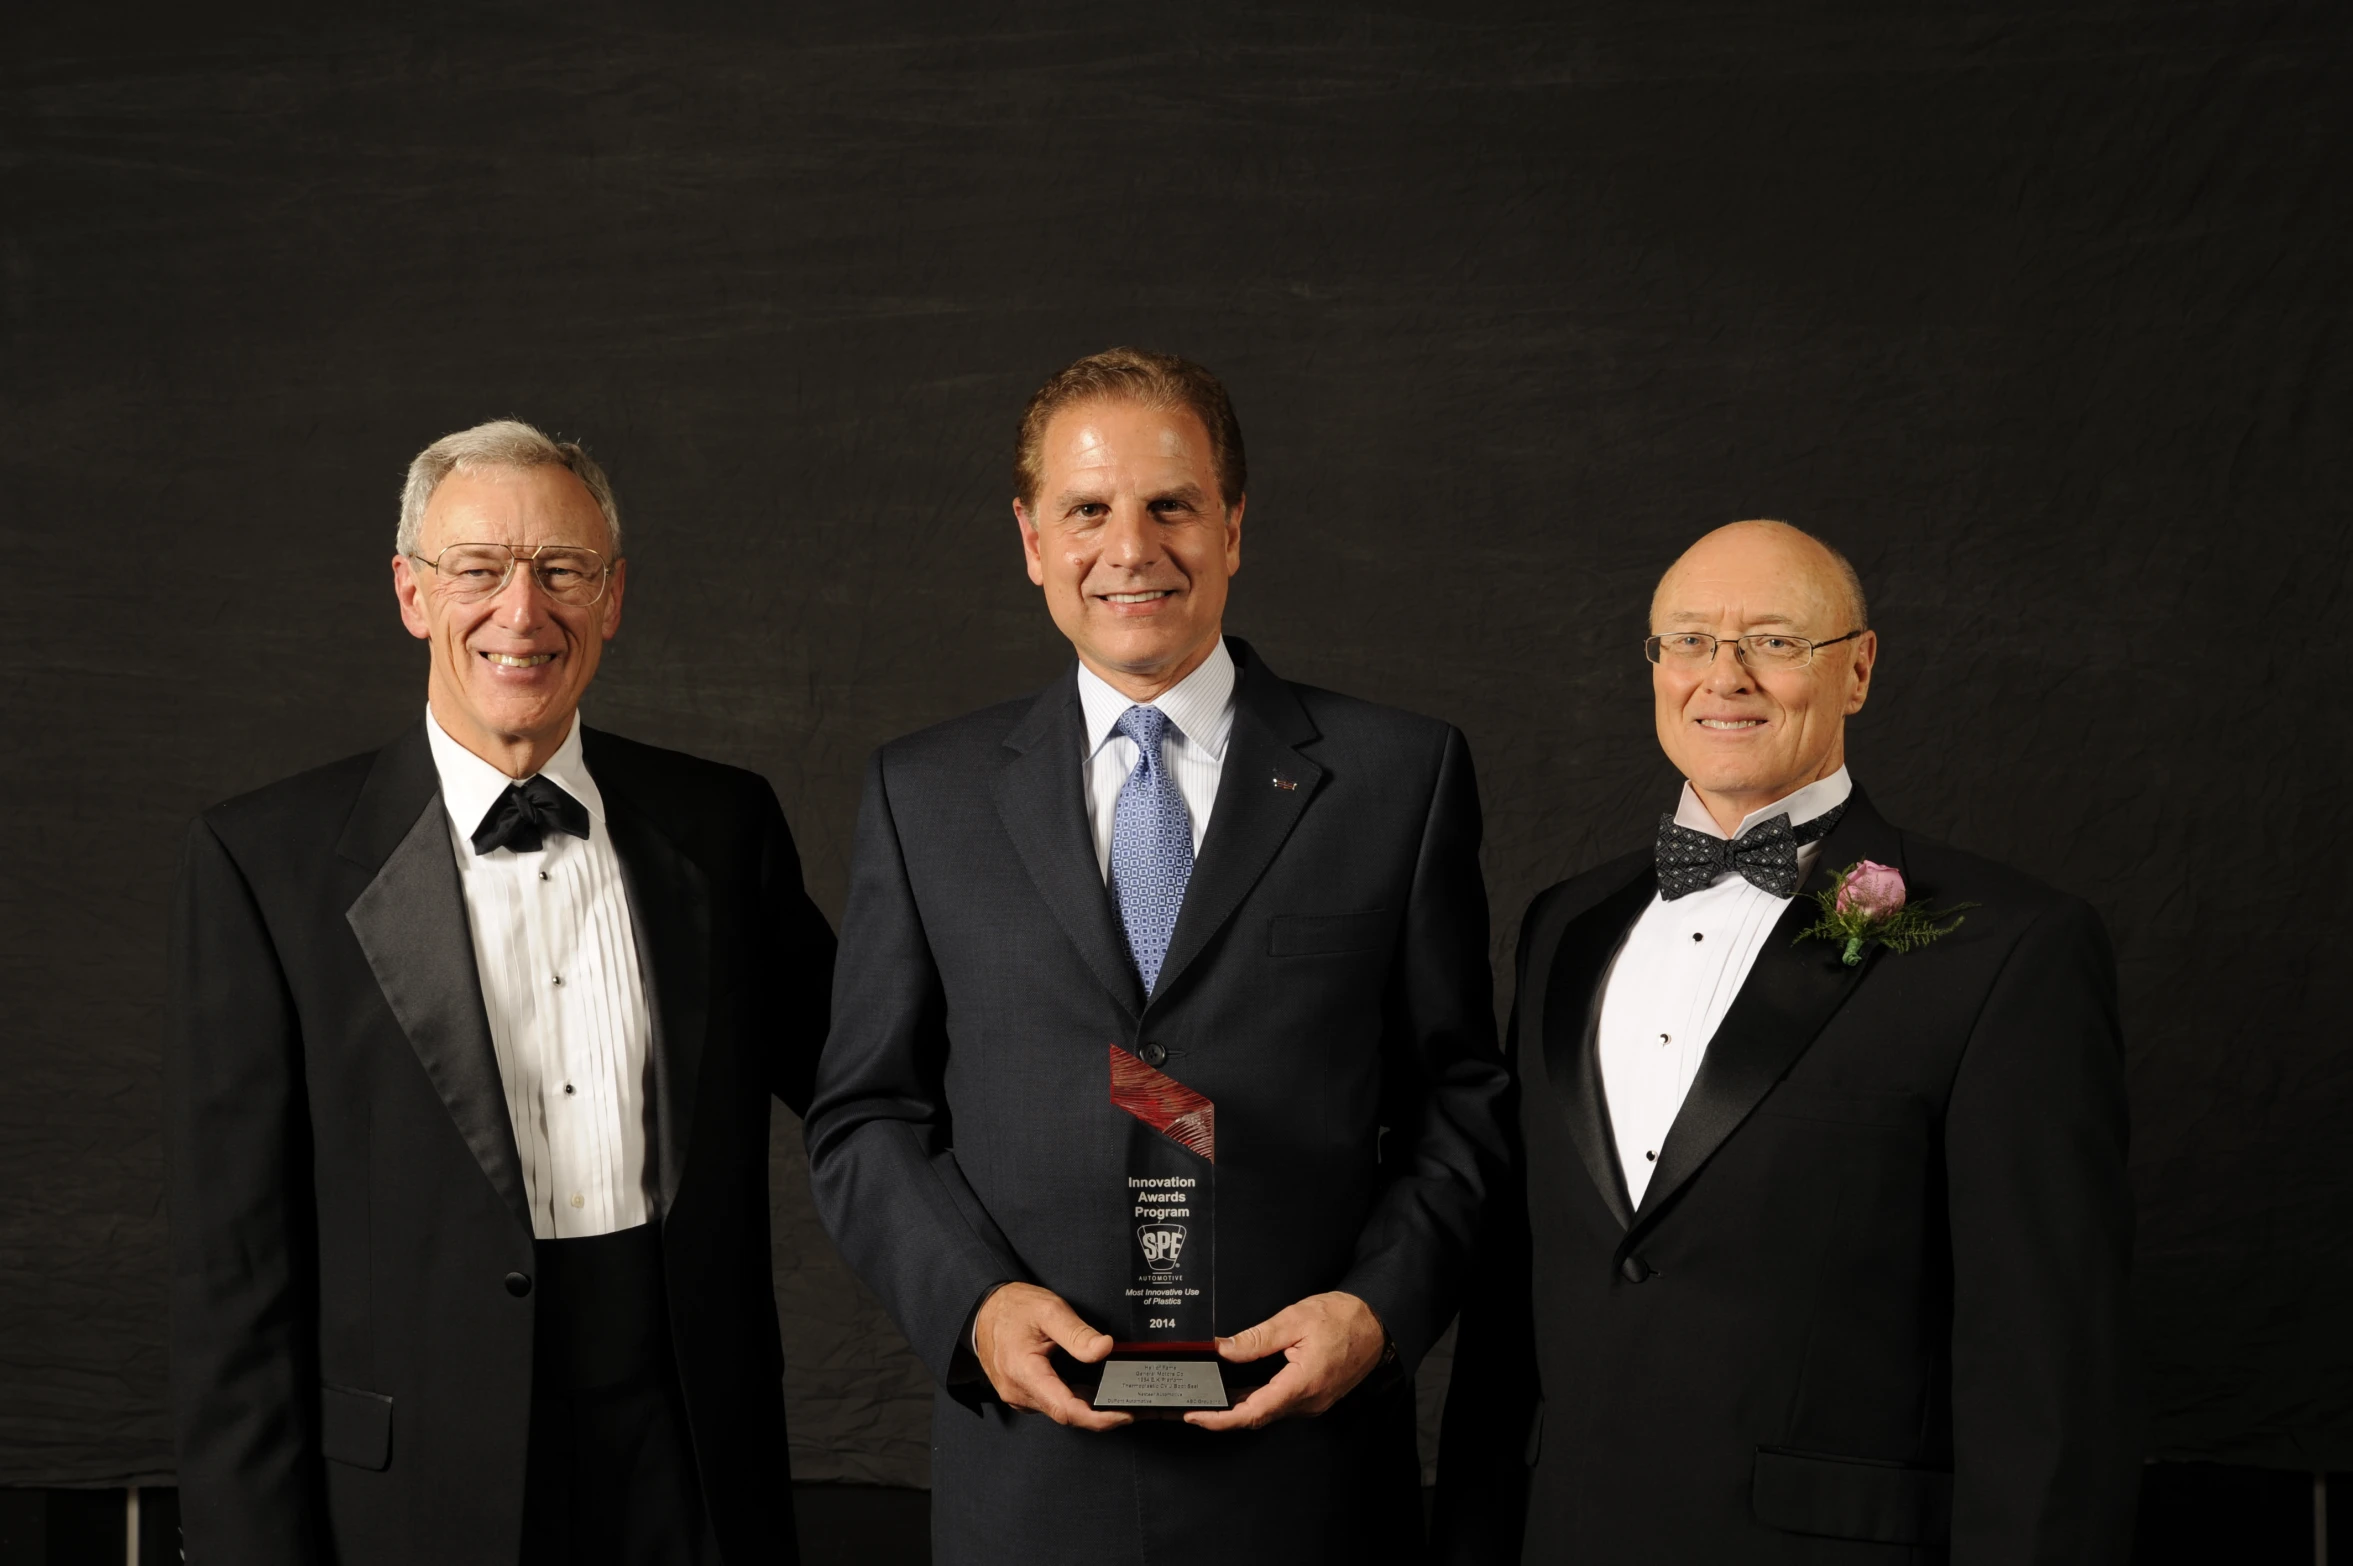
[1333,725,1512,1369]
[165,817,324,1564]
[1945,896,2138,1564]
[1428,886,1553,1566]
[802,749,1026,1386]
[749,774,838,1118]
[1426,1186,1537,1564]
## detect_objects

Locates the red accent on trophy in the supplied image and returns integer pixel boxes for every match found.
[1108,1045,1216,1163]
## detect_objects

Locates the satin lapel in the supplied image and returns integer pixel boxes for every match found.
[341,729,532,1235]
[1149,644,1322,1005]
[592,748,713,1220]
[991,674,1145,1018]
[1536,863,1655,1232]
[1630,790,1905,1236]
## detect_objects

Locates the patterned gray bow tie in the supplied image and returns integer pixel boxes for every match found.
[1654,802,1845,901]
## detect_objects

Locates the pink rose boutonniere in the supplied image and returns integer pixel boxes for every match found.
[1795,860,1978,967]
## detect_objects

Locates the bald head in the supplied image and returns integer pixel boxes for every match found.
[1647,519,1878,835]
[1651,520,1867,634]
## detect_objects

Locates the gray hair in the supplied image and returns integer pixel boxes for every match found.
[396,419,623,558]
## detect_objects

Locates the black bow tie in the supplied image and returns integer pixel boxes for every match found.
[470,776,591,855]
[1654,801,1846,901]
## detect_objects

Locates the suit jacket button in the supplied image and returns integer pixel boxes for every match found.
[1618,1255,1652,1284]
[1141,1042,1167,1067]
[504,1271,533,1297]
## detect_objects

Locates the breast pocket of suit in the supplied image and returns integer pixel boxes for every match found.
[1754,1083,1926,1132]
[1749,1083,1932,1225]
[319,1381,394,1471]
[1268,909,1393,959]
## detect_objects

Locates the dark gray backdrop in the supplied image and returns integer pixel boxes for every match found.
[2,0,2346,1490]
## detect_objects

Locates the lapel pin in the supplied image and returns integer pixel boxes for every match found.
[1271,774,1298,792]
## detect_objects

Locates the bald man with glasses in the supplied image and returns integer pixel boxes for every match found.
[1434,521,2137,1564]
[167,421,835,1565]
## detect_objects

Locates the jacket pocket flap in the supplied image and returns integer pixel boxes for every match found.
[1751,1447,1950,1544]
[1269,910,1391,957]
[320,1382,394,1471]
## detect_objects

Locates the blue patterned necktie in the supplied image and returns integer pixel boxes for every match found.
[1109,705,1195,994]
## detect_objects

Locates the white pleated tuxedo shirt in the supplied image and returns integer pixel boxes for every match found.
[424,707,654,1240]
[1075,637,1238,883]
[1598,766,1853,1206]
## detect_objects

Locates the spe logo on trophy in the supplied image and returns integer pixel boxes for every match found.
[1138,1223,1186,1271]
[1095,1045,1229,1410]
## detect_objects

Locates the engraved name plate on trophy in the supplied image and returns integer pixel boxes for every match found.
[1093,1044,1229,1410]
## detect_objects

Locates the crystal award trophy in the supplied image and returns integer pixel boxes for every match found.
[1091,1044,1229,1410]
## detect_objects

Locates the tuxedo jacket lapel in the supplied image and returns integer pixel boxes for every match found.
[1630,790,1905,1237]
[589,733,713,1219]
[340,725,533,1234]
[1152,642,1322,1005]
[992,674,1146,1019]
[1537,862,1654,1232]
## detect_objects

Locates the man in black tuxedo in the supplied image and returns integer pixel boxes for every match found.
[167,421,835,1564]
[804,348,1510,1563]
[1433,521,2137,1564]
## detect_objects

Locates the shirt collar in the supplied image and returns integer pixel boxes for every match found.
[423,703,607,851]
[1075,636,1238,761]
[1671,765,1852,841]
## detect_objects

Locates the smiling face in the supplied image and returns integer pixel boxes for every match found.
[391,463,625,777]
[1650,521,1876,833]
[1013,398,1243,701]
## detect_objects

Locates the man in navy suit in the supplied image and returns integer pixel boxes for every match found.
[807,348,1512,1563]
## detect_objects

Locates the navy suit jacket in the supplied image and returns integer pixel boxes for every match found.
[805,639,1511,1565]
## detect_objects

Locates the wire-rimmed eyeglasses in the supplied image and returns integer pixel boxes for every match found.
[410,543,617,607]
[1643,628,1863,669]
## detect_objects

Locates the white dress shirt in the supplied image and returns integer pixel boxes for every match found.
[1597,766,1853,1206]
[424,707,655,1240]
[1076,637,1238,883]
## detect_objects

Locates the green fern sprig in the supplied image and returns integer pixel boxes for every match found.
[1793,862,1979,967]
